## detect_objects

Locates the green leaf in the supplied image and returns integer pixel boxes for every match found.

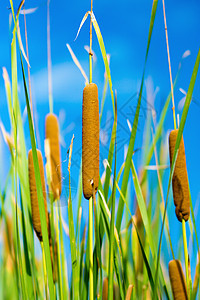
[116,0,158,233]
[153,47,200,298]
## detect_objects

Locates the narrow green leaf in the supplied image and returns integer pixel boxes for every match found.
[20,55,55,299]
[154,48,200,298]
[116,0,158,233]
[67,135,79,300]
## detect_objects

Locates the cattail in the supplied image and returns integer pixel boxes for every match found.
[169,129,190,222]
[28,149,49,241]
[168,259,188,300]
[45,113,62,200]
[82,83,99,199]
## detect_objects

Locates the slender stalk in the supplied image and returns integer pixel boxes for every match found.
[89,196,93,300]
[55,204,63,300]
[108,93,117,300]
[162,0,176,129]
[47,0,53,113]
[41,242,48,299]
[23,3,34,125]
[89,0,93,83]
[58,203,68,299]
[182,220,189,298]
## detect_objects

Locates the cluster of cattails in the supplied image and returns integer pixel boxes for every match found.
[168,129,190,222]
[28,113,61,282]
[168,259,188,300]
[82,83,99,199]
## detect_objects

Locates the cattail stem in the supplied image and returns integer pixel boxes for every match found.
[89,0,93,84]
[89,196,93,300]
[182,219,189,298]
[162,0,176,130]
[55,205,63,300]
[41,242,48,299]
[58,203,68,298]
[47,0,53,113]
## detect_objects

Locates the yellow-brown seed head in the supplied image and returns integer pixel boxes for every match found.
[82,83,99,199]
[169,129,190,222]
[28,149,49,242]
[168,259,188,300]
[45,113,62,200]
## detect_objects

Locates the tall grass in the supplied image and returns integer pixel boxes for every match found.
[0,0,200,299]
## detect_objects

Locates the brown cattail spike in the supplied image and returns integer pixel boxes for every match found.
[82,83,99,199]
[28,149,49,241]
[169,129,190,222]
[168,259,188,300]
[45,113,62,200]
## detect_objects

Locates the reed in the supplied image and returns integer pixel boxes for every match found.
[45,113,62,200]
[50,240,58,283]
[169,129,190,222]
[82,83,99,199]
[168,259,188,300]
[28,149,49,241]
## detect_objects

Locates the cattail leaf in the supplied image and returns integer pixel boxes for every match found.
[108,95,117,300]
[10,14,34,298]
[17,20,30,67]
[74,11,89,41]
[125,284,133,300]
[98,183,125,300]
[20,188,35,299]
[67,135,79,300]
[2,68,13,129]
[91,12,115,114]
[20,54,55,299]
[154,48,200,298]
[115,0,158,234]
[66,43,89,85]
[19,7,38,15]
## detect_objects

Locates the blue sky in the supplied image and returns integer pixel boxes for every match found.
[0,0,200,277]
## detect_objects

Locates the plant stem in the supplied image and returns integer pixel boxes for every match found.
[41,242,48,299]
[55,204,63,300]
[89,0,93,84]
[89,196,93,300]
[162,0,176,130]
[182,219,189,298]
[47,0,53,113]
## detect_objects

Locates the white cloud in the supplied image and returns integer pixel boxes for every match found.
[31,61,88,103]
